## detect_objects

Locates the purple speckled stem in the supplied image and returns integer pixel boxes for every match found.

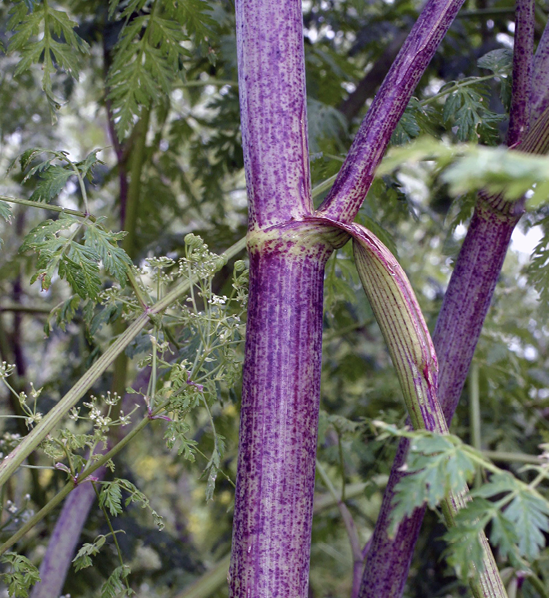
[530,20,549,126]
[236,0,312,230]
[508,0,534,146]
[29,471,106,598]
[230,0,339,594]
[229,224,346,598]
[336,219,505,598]
[318,0,466,223]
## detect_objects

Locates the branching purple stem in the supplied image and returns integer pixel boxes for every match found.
[530,20,549,126]
[508,0,534,146]
[318,0,466,223]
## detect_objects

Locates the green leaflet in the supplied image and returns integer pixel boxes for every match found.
[7,1,89,119]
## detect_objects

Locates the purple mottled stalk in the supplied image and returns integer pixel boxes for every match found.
[359,4,540,593]
[230,0,341,593]
[29,473,105,598]
[229,226,339,598]
[318,0,466,223]
[530,20,549,126]
[236,0,311,230]
[508,0,534,146]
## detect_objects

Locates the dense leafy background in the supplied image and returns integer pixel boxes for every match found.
[0,0,548,597]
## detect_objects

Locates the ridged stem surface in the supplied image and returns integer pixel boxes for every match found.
[336,221,505,598]
[358,5,545,591]
[530,20,549,126]
[236,0,312,229]
[358,201,517,597]
[318,0,466,223]
[228,225,339,598]
[508,0,534,146]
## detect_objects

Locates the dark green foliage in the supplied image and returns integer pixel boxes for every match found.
[101,565,134,598]
[0,553,41,597]
[20,214,130,299]
[528,216,549,318]
[73,535,107,572]
[7,1,89,117]
[106,0,216,139]
[382,424,549,584]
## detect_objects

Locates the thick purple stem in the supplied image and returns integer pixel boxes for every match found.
[229,225,340,598]
[530,20,549,126]
[236,0,312,230]
[508,0,534,146]
[318,0,465,223]
[29,473,105,598]
[230,0,334,592]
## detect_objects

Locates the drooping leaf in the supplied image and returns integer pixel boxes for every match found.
[101,565,134,598]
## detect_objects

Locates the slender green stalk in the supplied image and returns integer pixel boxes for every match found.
[0,401,161,555]
[0,237,247,490]
[420,75,496,106]
[0,196,95,221]
[172,554,232,598]
[92,483,131,594]
[316,460,363,597]
[0,483,73,554]
[481,450,541,465]
[176,79,238,88]
[469,362,483,488]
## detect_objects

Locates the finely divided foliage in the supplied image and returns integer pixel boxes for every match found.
[0,0,548,597]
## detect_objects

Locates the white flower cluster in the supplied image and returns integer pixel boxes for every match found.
[0,361,16,380]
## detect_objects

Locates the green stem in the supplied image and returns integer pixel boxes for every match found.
[68,161,89,214]
[0,483,72,554]
[481,450,540,464]
[0,236,247,490]
[121,110,150,255]
[0,402,162,555]
[176,79,239,88]
[345,220,507,597]
[0,196,95,221]
[469,361,483,488]
[420,74,496,106]
[0,170,333,493]
[92,483,131,593]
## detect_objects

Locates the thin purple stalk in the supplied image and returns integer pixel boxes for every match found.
[236,0,312,230]
[530,20,549,126]
[318,0,466,223]
[29,472,105,598]
[508,0,534,146]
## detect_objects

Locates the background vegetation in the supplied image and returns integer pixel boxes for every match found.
[0,0,548,596]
